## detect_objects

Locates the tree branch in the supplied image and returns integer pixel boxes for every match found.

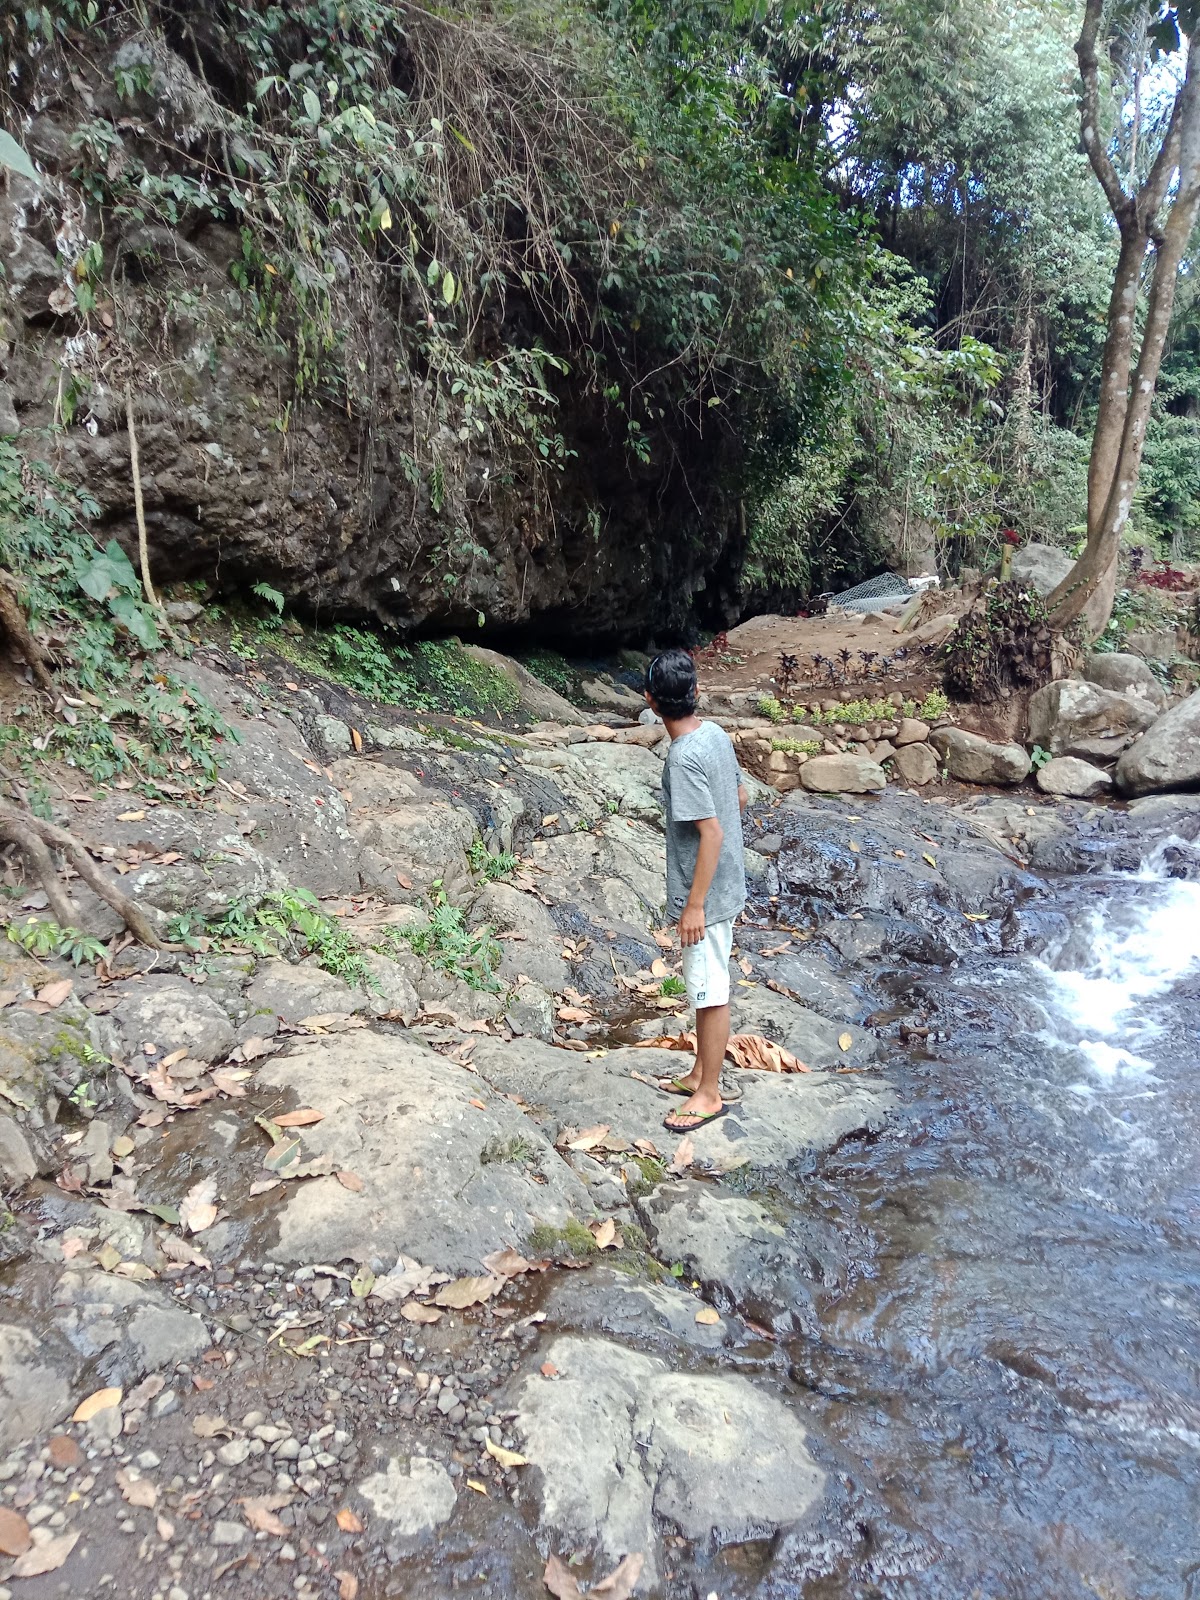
[1076,0,1132,222]
[0,819,79,928]
[0,806,164,948]
[0,574,57,695]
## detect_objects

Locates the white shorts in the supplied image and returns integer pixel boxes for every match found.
[681,919,734,1009]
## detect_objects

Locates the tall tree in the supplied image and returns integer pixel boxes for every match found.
[1048,0,1200,634]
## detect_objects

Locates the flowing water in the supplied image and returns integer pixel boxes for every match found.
[774,835,1200,1599]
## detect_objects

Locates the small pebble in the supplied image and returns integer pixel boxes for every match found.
[211,1520,247,1546]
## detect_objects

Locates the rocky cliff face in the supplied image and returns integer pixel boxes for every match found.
[0,13,743,644]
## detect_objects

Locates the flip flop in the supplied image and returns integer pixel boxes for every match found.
[659,1077,698,1097]
[663,1104,730,1132]
[658,1074,744,1104]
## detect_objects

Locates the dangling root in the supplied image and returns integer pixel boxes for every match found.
[0,804,164,948]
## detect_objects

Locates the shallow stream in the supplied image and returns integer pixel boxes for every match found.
[779,834,1200,1598]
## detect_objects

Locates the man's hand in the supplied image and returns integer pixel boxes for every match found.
[679,903,706,947]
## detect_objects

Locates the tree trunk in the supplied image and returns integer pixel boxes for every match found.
[1047,1,1200,637]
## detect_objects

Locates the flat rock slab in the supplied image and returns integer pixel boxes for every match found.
[729,986,877,1067]
[256,1032,593,1271]
[514,1334,825,1581]
[113,975,235,1064]
[637,1179,859,1335]
[541,1266,734,1354]
[356,1456,456,1535]
[468,1039,894,1174]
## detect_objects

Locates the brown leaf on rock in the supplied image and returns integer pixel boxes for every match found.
[159,1234,212,1270]
[9,1530,79,1577]
[179,1177,219,1234]
[46,1435,82,1470]
[643,1030,809,1074]
[592,1552,646,1599]
[273,1107,325,1127]
[669,1135,695,1174]
[396,871,413,890]
[337,1573,360,1600]
[191,1414,232,1439]
[335,1508,363,1534]
[591,1218,616,1250]
[336,1170,364,1192]
[432,1274,503,1309]
[71,1386,122,1423]
[540,1361,559,1378]
[695,1306,721,1326]
[400,1301,442,1324]
[480,1248,537,1279]
[116,1468,157,1508]
[543,1554,583,1600]
[0,1505,32,1556]
[210,1069,250,1097]
[241,1496,291,1536]
[838,1031,853,1053]
[484,1437,529,1469]
[37,977,74,1008]
[565,1124,610,1152]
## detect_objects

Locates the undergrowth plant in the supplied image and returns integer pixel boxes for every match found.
[467,840,518,882]
[5,918,108,966]
[168,887,373,989]
[0,441,234,797]
[378,888,501,992]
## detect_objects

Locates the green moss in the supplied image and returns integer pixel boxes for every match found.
[770,737,821,755]
[626,1154,667,1198]
[521,648,578,699]
[527,1217,600,1261]
[480,1135,538,1166]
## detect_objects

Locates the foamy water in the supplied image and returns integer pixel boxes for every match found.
[1035,840,1200,1084]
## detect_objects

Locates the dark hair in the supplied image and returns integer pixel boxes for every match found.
[645,649,697,719]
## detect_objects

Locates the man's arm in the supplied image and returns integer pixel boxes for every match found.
[738,783,748,812]
[680,816,723,946]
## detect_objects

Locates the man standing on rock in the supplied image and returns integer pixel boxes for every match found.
[644,648,747,1132]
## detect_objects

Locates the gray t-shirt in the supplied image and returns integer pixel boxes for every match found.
[662,720,747,925]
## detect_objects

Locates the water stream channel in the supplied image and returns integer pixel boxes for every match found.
[778,833,1200,1598]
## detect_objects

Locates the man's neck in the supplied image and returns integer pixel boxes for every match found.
[663,713,703,741]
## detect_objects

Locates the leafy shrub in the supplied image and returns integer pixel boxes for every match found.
[756,696,787,723]
[467,840,518,881]
[169,888,372,989]
[6,918,108,966]
[382,893,501,992]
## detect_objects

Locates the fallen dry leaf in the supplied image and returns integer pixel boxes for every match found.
[592,1552,646,1599]
[541,813,560,827]
[543,1553,583,1600]
[591,1217,616,1251]
[241,1497,289,1536]
[653,929,674,950]
[467,1478,489,1495]
[191,1414,232,1439]
[433,1274,503,1310]
[180,1177,219,1235]
[350,727,364,753]
[116,1468,157,1508]
[0,1506,31,1556]
[71,1386,122,1423]
[838,1031,853,1052]
[9,1530,79,1577]
[160,1234,211,1270]
[469,1097,487,1110]
[156,1515,175,1542]
[632,1138,659,1157]
[540,1361,559,1378]
[923,852,937,868]
[60,1236,87,1260]
[273,1107,325,1128]
[481,1248,536,1279]
[46,1435,82,1470]
[556,1005,591,1024]
[650,956,671,978]
[335,1507,364,1534]
[485,1436,529,1469]
[116,809,146,822]
[210,1069,249,1098]
[249,1177,282,1196]
[669,1135,695,1174]
[400,1301,442,1324]
[396,871,413,889]
[336,1170,364,1192]
[37,977,73,1009]
[566,1124,610,1152]
[695,1306,721,1326]
[338,1573,359,1600]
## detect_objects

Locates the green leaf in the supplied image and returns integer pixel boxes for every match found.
[303,87,321,123]
[264,1137,302,1174]
[145,1203,180,1225]
[0,130,38,183]
[109,594,162,651]
[441,269,456,304]
[350,1267,375,1298]
[75,543,138,602]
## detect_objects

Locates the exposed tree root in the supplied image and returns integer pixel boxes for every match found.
[126,385,160,611]
[0,572,57,695]
[0,804,164,948]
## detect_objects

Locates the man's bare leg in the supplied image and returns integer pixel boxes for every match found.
[669,1002,729,1122]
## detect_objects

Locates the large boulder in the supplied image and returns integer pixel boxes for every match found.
[513,1334,825,1583]
[891,741,939,786]
[1027,679,1157,762]
[1036,756,1113,799]
[1079,652,1167,709]
[1115,689,1200,796]
[1011,541,1074,596]
[930,727,1031,785]
[798,754,887,794]
[463,646,588,726]
[255,1032,593,1271]
[113,975,235,1064]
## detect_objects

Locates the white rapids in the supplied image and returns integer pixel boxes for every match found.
[1033,838,1200,1085]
